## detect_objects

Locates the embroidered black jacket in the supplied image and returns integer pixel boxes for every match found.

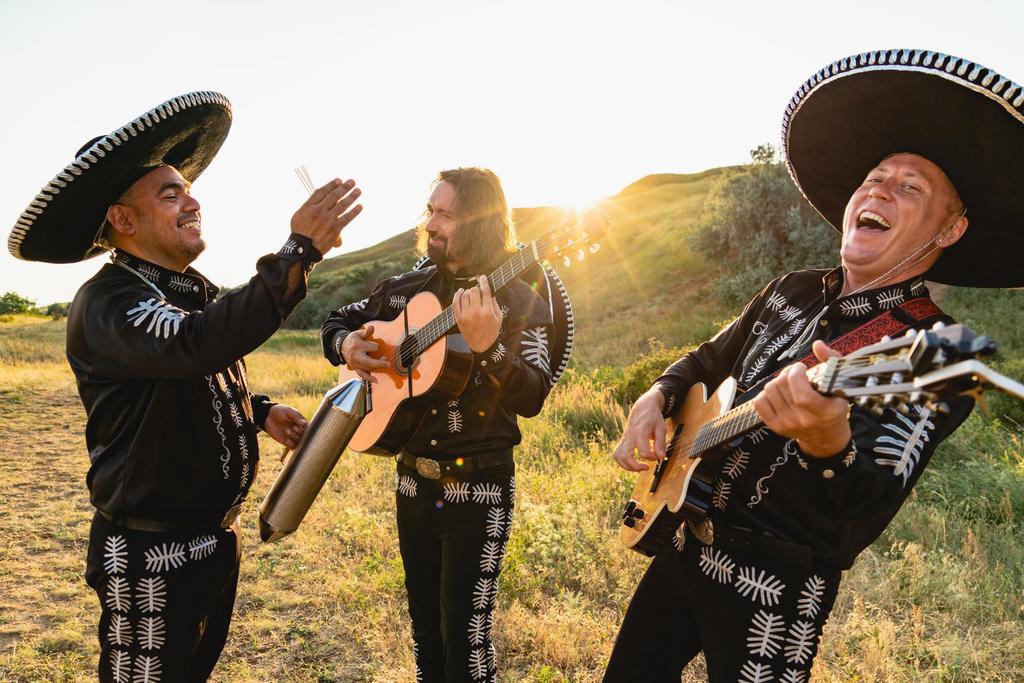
[653,268,974,570]
[66,236,320,521]
[320,266,554,458]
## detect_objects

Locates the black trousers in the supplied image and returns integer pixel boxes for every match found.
[85,512,241,683]
[604,525,841,683]
[395,460,515,683]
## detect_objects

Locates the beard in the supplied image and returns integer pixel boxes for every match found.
[427,232,466,271]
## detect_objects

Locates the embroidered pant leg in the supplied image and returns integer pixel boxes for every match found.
[681,529,841,683]
[396,461,515,683]
[603,543,703,682]
[85,513,241,683]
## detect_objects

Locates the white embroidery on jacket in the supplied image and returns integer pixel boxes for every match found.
[872,407,935,485]
[747,610,786,658]
[126,298,185,339]
[520,326,551,375]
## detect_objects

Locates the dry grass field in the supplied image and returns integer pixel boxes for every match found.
[1,286,1023,682]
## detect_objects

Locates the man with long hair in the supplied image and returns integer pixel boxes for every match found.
[321,167,555,682]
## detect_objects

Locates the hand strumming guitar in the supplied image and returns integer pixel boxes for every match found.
[342,324,390,383]
[453,275,503,353]
[752,340,852,457]
[612,388,668,472]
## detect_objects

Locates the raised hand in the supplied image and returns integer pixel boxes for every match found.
[341,324,390,383]
[290,178,363,255]
[612,388,668,472]
[452,275,503,353]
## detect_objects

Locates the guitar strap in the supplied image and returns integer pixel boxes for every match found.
[737,297,943,400]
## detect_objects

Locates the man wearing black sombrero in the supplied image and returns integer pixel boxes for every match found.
[9,92,363,682]
[604,49,1022,682]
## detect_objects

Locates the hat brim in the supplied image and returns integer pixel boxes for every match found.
[9,91,231,263]
[783,50,1024,287]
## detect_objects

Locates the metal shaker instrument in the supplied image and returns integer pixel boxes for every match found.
[258,378,369,542]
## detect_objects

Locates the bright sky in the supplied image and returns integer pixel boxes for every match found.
[3,0,1024,305]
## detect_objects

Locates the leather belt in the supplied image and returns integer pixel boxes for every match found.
[397,449,514,480]
[712,524,813,569]
[97,504,241,533]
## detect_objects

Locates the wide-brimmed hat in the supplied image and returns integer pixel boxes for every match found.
[8,91,232,263]
[783,49,1024,287]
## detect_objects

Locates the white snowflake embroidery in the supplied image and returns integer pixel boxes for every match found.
[108,613,132,647]
[798,575,826,618]
[779,305,802,322]
[105,576,131,612]
[136,577,167,613]
[876,288,905,310]
[144,542,187,573]
[472,483,502,505]
[485,508,506,537]
[764,333,793,356]
[104,535,129,575]
[739,660,774,683]
[389,294,408,310]
[138,616,166,651]
[744,357,768,384]
[672,524,686,552]
[910,279,927,294]
[723,448,750,479]
[698,546,735,584]
[125,298,185,339]
[110,649,131,683]
[873,407,934,485]
[136,263,161,282]
[520,326,551,375]
[280,239,301,254]
[489,343,506,363]
[166,275,196,293]
[132,654,162,683]
[788,317,807,336]
[712,479,731,510]
[748,440,795,509]
[747,610,786,658]
[735,566,787,606]
[664,393,676,415]
[468,613,490,646]
[448,409,463,434]
[842,442,857,467]
[469,647,489,680]
[188,535,218,561]
[785,620,818,664]
[747,426,770,444]
[444,482,471,503]
[780,669,808,683]
[766,292,787,311]
[472,578,495,610]
[480,541,503,573]
[838,296,872,317]
[229,402,243,428]
[397,474,418,498]
[509,476,516,506]
[206,376,231,481]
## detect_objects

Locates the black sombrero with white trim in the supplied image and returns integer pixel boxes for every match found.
[783,49,1024,287]
[8,91,231,263]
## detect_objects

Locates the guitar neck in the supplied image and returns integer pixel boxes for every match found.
[410,243,542,353]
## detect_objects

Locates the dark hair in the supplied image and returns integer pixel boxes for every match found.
[416,167,517,273]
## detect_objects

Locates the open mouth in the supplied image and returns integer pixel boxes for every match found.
[179,219,201,234]
[856,210,891,232]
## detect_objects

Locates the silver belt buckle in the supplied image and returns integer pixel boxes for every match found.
[415,457,441,480]
[220,504,242,529]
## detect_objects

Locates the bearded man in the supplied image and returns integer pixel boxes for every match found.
[604,49,1024,682]
[321,167,559,683]
[8,92,362,682]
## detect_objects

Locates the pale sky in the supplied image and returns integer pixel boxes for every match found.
[3,0,1023,304]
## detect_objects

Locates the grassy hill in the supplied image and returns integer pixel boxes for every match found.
[290,168,737,366]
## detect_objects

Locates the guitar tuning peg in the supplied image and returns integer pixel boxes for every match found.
[576,249,586,261]
[896,402,910,415]
[880,335,892,343]
[931,321,946,330]
[562,256,572,268]
[871,404,886,416]
[589,242,601,254]
[905,329,916,337]
[909,391,925,405]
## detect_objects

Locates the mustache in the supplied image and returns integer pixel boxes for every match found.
[177,213,201,225]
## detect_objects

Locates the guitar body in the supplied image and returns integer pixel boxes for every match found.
[339,290,474,455]
[619,378,737,556]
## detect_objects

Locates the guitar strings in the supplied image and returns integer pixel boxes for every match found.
[294,165,316,195]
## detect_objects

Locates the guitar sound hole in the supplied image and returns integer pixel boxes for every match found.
[394,337,420,376]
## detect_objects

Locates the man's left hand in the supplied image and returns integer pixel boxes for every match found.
[453,275,503,353]
[264,404,308,450]
[752,340,852,457]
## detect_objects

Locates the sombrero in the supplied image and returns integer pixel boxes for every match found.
[783,49,1024,287]
[8,91,232,263]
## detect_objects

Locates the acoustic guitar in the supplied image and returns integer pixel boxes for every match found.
[340,212,608,455]
[619,324,1024,556]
